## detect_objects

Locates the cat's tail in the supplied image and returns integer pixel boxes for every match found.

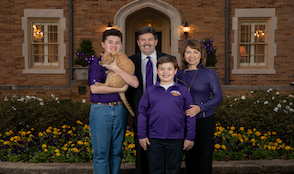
[118,92,135,117]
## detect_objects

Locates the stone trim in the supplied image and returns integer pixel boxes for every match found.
[22,9,66,74]
[114,0,182,62]
[232,8,277,74]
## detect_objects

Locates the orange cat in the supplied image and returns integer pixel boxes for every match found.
[95,51,135,116]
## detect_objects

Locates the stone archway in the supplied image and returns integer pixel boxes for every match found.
[114,0,182,60]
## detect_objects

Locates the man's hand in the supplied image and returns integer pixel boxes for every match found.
[139,138,150,151]
[183,139,194,151]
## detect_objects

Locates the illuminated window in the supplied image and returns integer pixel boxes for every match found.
[30,19,59,67]
[239,20,267,67]
[232,9,277,74]
[22,9,66,74]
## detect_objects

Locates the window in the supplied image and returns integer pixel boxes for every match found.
[22,9,66,74]
[239,19,267,67]
[232,9,277,74]
[30,19,59,68]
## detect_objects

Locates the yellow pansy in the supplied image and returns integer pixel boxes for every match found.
[42,144,47,148]
[76,120,83,125]
[214,144,220,149]
[255,131,261,136]
[221,145,226,150]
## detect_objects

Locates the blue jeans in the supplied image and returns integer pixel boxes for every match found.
[89,103,128,174]
[147,138,184,174]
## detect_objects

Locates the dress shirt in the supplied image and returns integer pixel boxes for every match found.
[141,51,157,91]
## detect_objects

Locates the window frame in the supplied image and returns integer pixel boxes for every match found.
[232,9,277,74]
[29,18,60,69]
[238,18,269,68]
[22,9,66,74]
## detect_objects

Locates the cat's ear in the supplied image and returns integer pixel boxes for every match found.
[99,53,104,56]
[109,53,113,57]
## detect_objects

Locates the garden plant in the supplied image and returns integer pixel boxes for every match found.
[0,89,293,163]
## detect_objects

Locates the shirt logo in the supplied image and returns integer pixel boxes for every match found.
[170,90,181,96]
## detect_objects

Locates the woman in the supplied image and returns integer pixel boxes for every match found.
[175,39,223,174]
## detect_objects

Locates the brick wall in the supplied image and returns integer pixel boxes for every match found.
[0,0,293,101]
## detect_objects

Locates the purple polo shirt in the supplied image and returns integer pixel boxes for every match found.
[88,56,120,103]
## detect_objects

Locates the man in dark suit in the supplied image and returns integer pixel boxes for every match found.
[126,26,167,174]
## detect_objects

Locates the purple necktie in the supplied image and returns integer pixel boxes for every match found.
[146,56,153,89]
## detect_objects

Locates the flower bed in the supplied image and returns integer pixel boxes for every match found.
[0,90,293,162]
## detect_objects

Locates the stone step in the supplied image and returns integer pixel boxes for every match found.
[0,159,294,174]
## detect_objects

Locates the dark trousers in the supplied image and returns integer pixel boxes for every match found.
[185,115,215,174]
[147,138,184,174]
[134,115,149,174]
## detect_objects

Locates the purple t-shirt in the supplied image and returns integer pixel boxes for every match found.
[88,57,120,103]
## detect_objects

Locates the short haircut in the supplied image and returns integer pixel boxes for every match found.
[102,29,122,42]
[157,55,179,70]
[137,26,158,40]
[180,39,207,69]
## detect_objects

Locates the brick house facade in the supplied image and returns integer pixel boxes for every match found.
[0,0,293,102]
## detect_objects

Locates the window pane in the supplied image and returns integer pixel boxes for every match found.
[48,24,58,43]
[33,44,44,55]
[240,22,251,43]
[254,44,265,64]
[48,45,58,63]
[34,55,44,63]
[32,22,44,43]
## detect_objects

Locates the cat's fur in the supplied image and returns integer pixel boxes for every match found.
[95,51,135,116]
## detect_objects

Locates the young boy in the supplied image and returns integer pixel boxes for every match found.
[88,29,138,174]
[137,55,196,174]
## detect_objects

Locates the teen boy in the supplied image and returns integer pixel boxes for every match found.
[88,29,138,174]
[137,55,196,174]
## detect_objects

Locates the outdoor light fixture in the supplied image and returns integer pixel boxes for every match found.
[106,21,113,30]
[183,21,190,39]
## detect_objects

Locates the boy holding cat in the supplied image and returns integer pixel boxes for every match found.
[88,29,138,174]
[137,55,196,174]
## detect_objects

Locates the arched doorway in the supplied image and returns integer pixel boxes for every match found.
[125,8,171,56]
[114,0,182,61]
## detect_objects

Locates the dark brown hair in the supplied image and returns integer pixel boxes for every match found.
[102,29,122,42]
[157,55,179,70]
[137,26,158,40]
[180,39,207,69]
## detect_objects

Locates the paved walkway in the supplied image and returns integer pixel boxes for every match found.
[0,159,294,174]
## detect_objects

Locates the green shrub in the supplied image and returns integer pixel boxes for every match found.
[0,95,90,134]
[215,89,294,141]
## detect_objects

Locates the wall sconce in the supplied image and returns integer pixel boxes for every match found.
[183,21,190,39]
[106,21,113,30]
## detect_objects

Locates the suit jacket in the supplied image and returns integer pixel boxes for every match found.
[126,52,167,115]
